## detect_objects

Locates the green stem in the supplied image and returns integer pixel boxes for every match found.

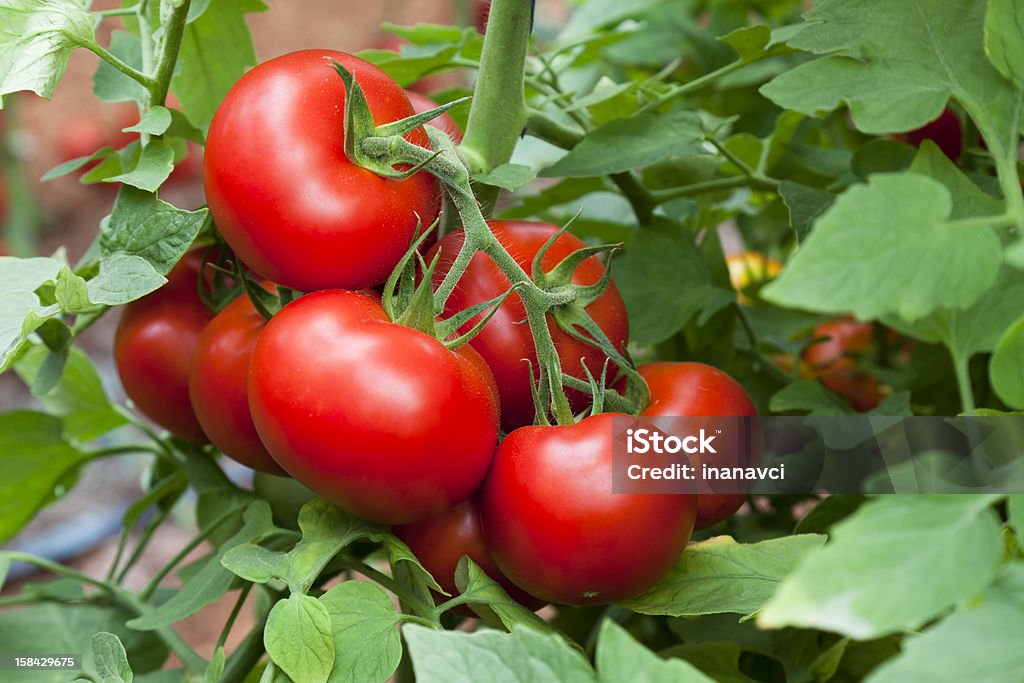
[222,605,272,683]
[116,502,174,583]
[650,175,778,204]
[458,0,533,212]
[72,38,155,90]
[139,506,238,601]
[953,352,976,414]
[148,0,192,106]
[216,583,253,651]
[635,59,748,116]
[708,136,758,178]
[94,7,138,17]
[1,98,43,256]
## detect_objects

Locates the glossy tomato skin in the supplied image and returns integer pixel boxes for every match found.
[430,221,629,432]
[248,289,500,524]
[189,291,285,475]
[115,251,212,442]
[394,499,545,611]
[803,319,883,412]
[638,362,757,530]
[204,50,440,291]
[405,92,464,144]
[480,413,697,605]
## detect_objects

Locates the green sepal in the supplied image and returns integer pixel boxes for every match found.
[374,96,472,139]
[233,254,281,321]
[545,348,574,426]
[524,358,551,428]
[552,305,650,412]
[333,60,446,180]
[437,284,523,350]
[394,251,440,337]
[382,218,438,321]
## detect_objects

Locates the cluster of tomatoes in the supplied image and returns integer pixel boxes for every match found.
[114,49,759,608]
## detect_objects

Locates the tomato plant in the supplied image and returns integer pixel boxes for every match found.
[2,1,1023,682]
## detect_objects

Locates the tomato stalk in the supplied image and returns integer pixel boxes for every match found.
[457,0,533,214]
[148,0,192,107]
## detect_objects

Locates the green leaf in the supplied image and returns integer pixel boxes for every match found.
[86,253,167,306]
[763,174,1002,321]
[91,632,133,683]
[320,582,402,683]
[106,140,176,192]
[454,557,551,632]
[621,535,826,619]
[778,181,834,243]
[41,146,117,181]
[759,495,1004,638]
[265,594,335,683]
[404,624,596,683]
[769,381,853,416]
[0,0,94,102]
[615,221,732,346]
[760,0,1023,164]
[100,187,208,276]
[127,502,275,630]
[1009,495,1024,536]
[717,24,793,63]
[220,543,290,584]
[597,620,713,683]
[541,112,705,178]
[866,562,1024,683]
[122,107,172,136]
[0,602,167,682]
[984,0,1024,84]
[908,142,1004,219]
[172,0,265,131]
[383,534,445,595]
[883,266,1024,362]
[204,648,224,683]
[474,163,536,191]
[793,495,866,535]
[15,346,128,441]
[54,265,91,312]
[990,315,1024,409]
[93,30,145,103]
[0,411,89,542]
[285,499,385,593]
[0,256,64,371]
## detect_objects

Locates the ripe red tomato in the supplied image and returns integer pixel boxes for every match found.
[115,250,212,442]
[430,221,629,432]
[479,413,696,605]
[248,289,500,524]
[803,319,883,412]
[189,289,285,475]
[896,107,962,161]
[204,50,440,292]
[405,91,464,144]
[394,499,544,611]
[637,362,757,530]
